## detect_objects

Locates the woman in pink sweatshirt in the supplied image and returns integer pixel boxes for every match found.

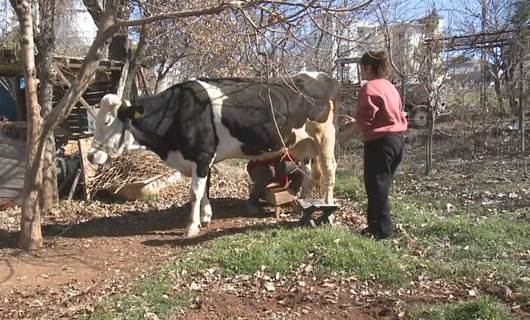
[342,51,408,239]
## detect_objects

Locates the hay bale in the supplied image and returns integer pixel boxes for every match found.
[90,150,176,197]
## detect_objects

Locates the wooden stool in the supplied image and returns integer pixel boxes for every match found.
[293,199,340,227]
[263,184,296,219]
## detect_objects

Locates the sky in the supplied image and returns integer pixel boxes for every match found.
[378,0,482,29]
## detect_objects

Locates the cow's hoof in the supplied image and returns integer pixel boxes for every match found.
[200,216,212,226]
[184,225,200,238]
[200,211,212,226]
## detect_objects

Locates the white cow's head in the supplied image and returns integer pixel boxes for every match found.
[88,94,140,165]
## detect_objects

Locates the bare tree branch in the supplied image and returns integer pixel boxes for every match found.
[82,0,104,28]
[116,2,237,27]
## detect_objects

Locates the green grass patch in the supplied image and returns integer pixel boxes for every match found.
[408,296,516,320]
[86,226,407,318]
[334,169,365,202]
[333,168,528,294]
[181,226,406,286]
[85,266,189,320]
[392,198,529,287]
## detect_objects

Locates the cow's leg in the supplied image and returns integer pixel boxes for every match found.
[316,124,337,204]
[200,171,213,225]
[185,160,211,238]
[200,197,212,226]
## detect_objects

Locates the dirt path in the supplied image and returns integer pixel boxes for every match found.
[1,162,377,319]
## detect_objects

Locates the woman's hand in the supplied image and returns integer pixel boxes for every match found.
[338,114,359,144]
[340,114,356,126]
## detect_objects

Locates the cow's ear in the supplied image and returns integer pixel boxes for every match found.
[131,105,144,120]
[117,104,134,121]
[117,104,143,121]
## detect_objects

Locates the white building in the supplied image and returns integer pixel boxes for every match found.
[334,9,445,84]
[391,10,444,82]
[446,58,481,89]
[55,0,98,55]
[334,20,384,83]
[0,0,17,39]
[0,0,98,55]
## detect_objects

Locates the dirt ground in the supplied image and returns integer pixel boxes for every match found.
[0,120,528,319]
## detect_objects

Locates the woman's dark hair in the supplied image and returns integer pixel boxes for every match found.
[360,50,389,78]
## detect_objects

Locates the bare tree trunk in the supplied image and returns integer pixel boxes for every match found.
[519,56,526,154]
[122,26,148,100]
[13,0,118,251]
[154,60,178,93]
[11,0,44,250]
[108,0,130,93]
[425,110,434,175]
[492,76,505,113]
[37,0,58,212]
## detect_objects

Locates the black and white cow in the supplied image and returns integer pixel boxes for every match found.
[88,72,338,237]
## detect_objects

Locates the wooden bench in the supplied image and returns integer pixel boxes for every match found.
[293,199,340,227]
[262,183,341,226]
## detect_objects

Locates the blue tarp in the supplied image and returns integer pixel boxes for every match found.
[0,86,16,121]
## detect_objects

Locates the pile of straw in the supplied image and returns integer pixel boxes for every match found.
[90,150,173,193]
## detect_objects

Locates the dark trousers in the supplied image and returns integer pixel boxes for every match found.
[363,134,405,238]
[249,162,304,204]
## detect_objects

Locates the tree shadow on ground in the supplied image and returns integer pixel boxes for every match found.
[0,197,289,250]
[141,220,297,249]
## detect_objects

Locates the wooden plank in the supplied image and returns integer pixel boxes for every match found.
[65,117,88,122]
[0,145,25,154]
[0,178,25,189]
[64,120,88,127]
[0,64,23,77]
[77,137,95,200]
[295,199,339,210]
[0,187,23,198]
[0,166,25,176]
[54,64,97,117]
[0,159,24,201]
[0,160,25,170]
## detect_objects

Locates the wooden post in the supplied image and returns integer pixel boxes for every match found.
[77,137,95,200]
[68,169,81,200]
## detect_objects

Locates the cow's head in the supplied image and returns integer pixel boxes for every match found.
[88,94,142,165]
[292,72,340,101]
[291,72,339,122]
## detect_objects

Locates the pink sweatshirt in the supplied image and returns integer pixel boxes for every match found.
[354,78,408,142]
